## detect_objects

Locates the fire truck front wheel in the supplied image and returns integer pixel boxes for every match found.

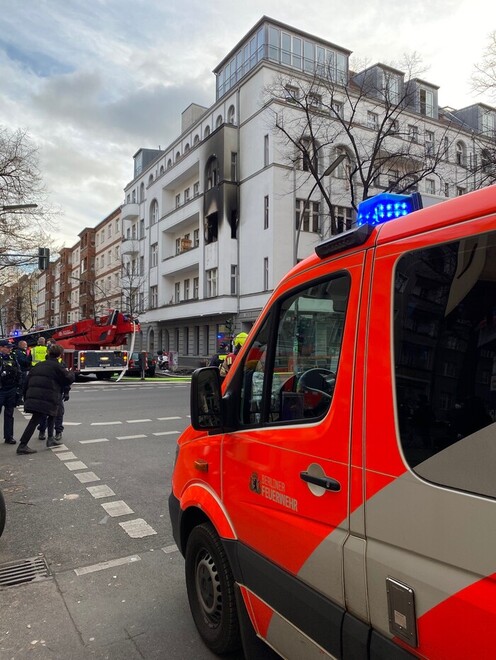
[185,522,241,655]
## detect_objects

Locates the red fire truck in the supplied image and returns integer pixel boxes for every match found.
[170,186,496,659]
[14,310,138,379]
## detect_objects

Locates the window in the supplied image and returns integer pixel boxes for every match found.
[331,101,344,118]
[419,88,434,117]
[175,238,181,255]
[193,228,199,247]
[227,105,235,124]
[299,137,317,173]
[175,194,181,208]
[151,243,158,267]
[296,199,320,233]
[264,195,269,229]
[216,115,223,128]
[456,186,466,196]
[408,125,419,143]
[284,85,299,103]
[193,277,199,299]
[383,71,400,104]
[140,218,145,239]
[367,111,379,130]
[481,111,496,136]
[140,182,145,201]
[184,279,190,300]
[308,93,322,109]
[425,179,436,195]
[334,206,353,233]
[235,273,350,426]
[231,265,237,295]
[184,188,190,203]
[263,257,269,291]
[150,286,158,309]
[204,126,211,138]
[150,199,159,225]
[444,183,450,197]
[425,130,435,156]
[264,134,269,167]
[395,231,496,498]
[174,282,180,303]
[194,134,200,145]
[206,157,218,190]
[193,181,200,197]
[206,269,217,297]
[231,152,237,181]
[456,141,466,166]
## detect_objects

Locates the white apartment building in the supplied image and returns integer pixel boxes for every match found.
[122,16,496,367]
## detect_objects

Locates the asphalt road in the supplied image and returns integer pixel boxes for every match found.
[0,376,243,659]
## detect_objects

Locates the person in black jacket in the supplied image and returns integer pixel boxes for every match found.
[0,339,21,444]
[16,344,74,455]
[12,340,32,406]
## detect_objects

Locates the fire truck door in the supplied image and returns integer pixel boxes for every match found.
[222,250,366,658]
[364,217,496,657]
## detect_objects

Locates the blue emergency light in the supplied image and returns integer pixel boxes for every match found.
[357,192,422,227]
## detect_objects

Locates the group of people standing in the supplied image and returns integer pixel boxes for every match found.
[0,336,74,455]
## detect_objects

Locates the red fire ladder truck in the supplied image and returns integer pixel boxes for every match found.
[14,310,139,379]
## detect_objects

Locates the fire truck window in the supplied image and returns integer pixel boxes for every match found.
[238,273,350,426]
[394,231,496,499]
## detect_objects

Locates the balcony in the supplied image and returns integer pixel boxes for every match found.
[161,246,199,276]
[121,238,139,255]
[121,202,139,221]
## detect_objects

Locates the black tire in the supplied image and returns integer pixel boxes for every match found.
[0,489,6,538]
[185,523,241,655]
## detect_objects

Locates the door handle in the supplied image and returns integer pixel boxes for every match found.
[300,471,341,492]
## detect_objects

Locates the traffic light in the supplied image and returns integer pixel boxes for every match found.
[38,247,50,270]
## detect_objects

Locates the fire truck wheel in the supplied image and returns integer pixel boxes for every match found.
[0,488,5,538]
[185,522,241,654]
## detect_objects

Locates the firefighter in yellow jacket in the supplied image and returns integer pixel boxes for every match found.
[220,332,248,377]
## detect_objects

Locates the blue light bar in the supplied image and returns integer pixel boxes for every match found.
[357,192,423,227]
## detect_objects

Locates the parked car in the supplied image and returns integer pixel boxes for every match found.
[126,351,156,377]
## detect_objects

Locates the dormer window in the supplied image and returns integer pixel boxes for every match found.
[419,88,434,117]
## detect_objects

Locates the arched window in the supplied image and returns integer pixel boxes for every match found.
[227,105,235,124]
[167,158,172,169]
[456,141,466,167]
[204,126,211,138]
[139,182,145,202]
[193,134,200,145]
[150,199,159,225]
[175,151,181,161]
[148,174,154,185]
[185,143,190,153]
[205,157,219,190]
[216,114,223,128]
[159,165,164,175]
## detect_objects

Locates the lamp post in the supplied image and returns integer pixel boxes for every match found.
[0,204,38,212]
[294,154,346,265]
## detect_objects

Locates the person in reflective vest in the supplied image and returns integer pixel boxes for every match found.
[220,332,248,377]
[31,337,48,366]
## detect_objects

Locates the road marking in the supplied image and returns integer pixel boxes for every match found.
[87,485,115,499]
[56,452,78,461]
[74,472,100,483]
[116,434,147,440]
[51,444,68,452]
[157,416,182,421]
[162,545,179,554]
[90,421,122,426]
[79,438,109,444]
[74,555,141,576]
[65,461,88,471]
[101,500,134,517]
[63,422,81,426]
[127,419,152,423]
[153,431,181,436]
[119,519,157,538]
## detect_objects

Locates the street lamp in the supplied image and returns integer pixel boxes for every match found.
[0,204,38,212]
[294,153,346,264]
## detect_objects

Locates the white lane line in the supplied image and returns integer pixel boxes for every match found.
[56,452,78,461]
[74,472,100,483]
[101,500,134,517]
[153,431,181,436]
[157,416,182,421]
[119,519,157,538]
[65,461,88,471]
[116,434,147,440]
[51,444,68,452]
[63,422,82,426]
[90,421,122,426]
[74,554,141,576]
[79,438,109,444]
[162,545,179,554]
[127,419,152,424]
[87,485,115,499]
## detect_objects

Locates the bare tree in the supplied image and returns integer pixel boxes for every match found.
[0,127,55,271]
[0,270,38,333]
[265,55,465,235]
[472,31,496,100]
[121,246,147,318]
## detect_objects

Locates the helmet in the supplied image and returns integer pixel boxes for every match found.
[234,332,248,348]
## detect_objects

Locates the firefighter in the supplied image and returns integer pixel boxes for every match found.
[220,332,248,377]
[31,337,48,366]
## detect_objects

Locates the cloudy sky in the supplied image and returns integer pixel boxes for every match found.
[0,0,493,245]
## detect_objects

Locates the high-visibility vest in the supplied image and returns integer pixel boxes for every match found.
[31,345,48,366]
